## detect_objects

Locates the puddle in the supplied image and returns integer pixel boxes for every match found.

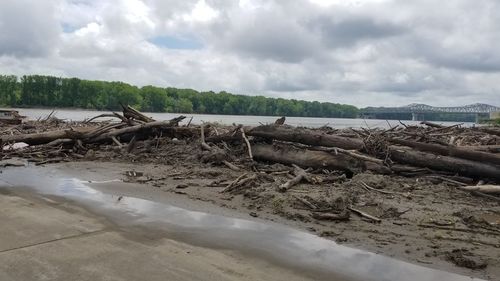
[0,166,484,281]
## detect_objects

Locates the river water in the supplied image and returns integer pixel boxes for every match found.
[5,108,473,129]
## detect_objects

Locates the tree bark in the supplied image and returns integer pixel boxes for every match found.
[1,127,94,145]
[252,144,390,174]
[247,125,364,150]
[389,146,500,180]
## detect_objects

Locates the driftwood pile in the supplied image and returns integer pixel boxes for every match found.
[203,118,500,200]
[0,106,194,164]
[2,107,500,200]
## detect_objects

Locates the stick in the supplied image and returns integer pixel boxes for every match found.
[200,125,212,150]
[292,195,317,209]
[279,165,308,192]
[359,181,412,197]
[111,136,122,148]
[240,127,253,160]
[311,211,350,221]
[186,116,193,127]
[458,185,500,194]
[127,134,137,153]
[348,206,382,223]
[222,160,240,171]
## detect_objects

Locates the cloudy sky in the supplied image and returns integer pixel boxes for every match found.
[0,0,499,107]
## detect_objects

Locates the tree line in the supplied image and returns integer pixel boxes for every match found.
[0,74,359,118]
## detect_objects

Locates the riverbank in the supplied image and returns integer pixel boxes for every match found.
[1,109,499,280]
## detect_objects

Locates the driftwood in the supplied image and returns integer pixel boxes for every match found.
[1,127,94,145]
[252,144,391,175]
[458,185,500,194]
[279,164,312,192]
[247,125,364,150]
[90,117,185,142]
[348,206,382,223]
[311,211,350,221]
[389,146,500,180]
[458,145,500,153]
[420,121,444,128]
[253,144,361,174]
[122,104,155,123]
[389,138,500,166]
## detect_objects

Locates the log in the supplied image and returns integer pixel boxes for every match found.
[252,144,390,174]
[389,138,500,166]
[247,125,364,150]
[389,146,500,181]
[458,145,500,153]
[1,127,94,145]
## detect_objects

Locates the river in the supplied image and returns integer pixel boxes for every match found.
[4,108,473,129]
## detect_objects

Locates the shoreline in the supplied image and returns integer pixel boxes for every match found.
[2,161,497,280]
[0,163,490,281]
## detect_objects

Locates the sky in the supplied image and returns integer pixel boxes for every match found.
[0,0,499,107]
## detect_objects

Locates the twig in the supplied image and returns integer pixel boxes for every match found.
[311,211,350,221]
[348,206,382,223]
[359,181,413,197]
[111,136,122,148]
[222,160,240,171]
[292,195,317,210]
[127,134,137,153]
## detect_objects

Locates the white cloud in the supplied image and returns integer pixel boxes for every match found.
[0,0,499,107]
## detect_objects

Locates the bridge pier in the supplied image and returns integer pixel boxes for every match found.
[411,113,425,121]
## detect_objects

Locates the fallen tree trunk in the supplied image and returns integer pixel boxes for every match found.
[389,138,500,166]
[389,146,500,181]
[458,145,500,153]
[252,144,391,174]
[247,125,364,150]
[1,127,95,145]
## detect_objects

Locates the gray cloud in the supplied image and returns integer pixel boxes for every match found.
[0,0,499,107]
[0,0,60,57]
[310,16,406,48]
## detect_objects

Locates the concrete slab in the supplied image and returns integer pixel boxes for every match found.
[0,193,103,252]
[0,192,315,281]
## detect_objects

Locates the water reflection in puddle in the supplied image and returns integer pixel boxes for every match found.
[0,167,484,281]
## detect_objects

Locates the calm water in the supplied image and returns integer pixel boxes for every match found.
[4,108,473,129]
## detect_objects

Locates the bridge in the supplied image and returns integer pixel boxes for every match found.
[361,103,500,121]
